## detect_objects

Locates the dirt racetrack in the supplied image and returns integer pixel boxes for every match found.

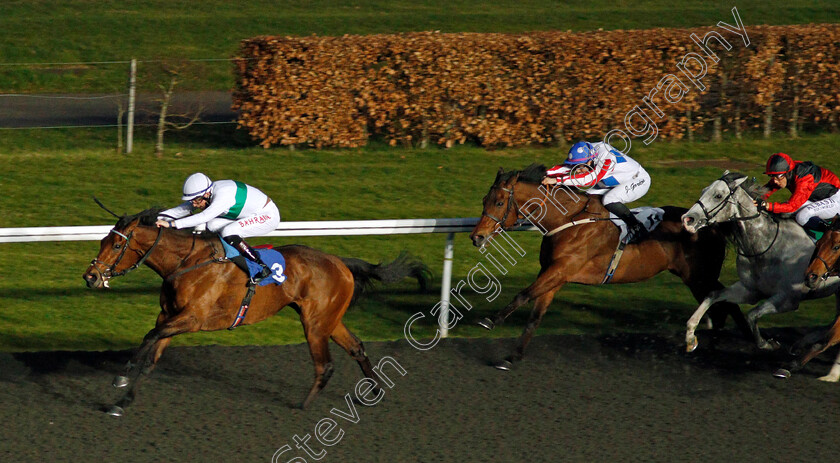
[1,328,839,463]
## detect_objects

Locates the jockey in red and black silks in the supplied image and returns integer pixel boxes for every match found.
[756,152,840,234]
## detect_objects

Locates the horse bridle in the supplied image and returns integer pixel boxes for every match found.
[89,227,163,281]
[694,181,761,224]
[483,184,519,229]
[811,239,840,281]
[693,180,778,258]
[483,182,572,232]
[482,181,605,241]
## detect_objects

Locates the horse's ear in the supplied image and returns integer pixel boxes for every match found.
[833,215,840,231]
[731,176,748,188]
[722,170,730,178]
[494,168,504,183]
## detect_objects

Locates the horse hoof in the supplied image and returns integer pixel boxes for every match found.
[477,318,495,330]
[494,360,513,371]
[105,405,125,417]
[773,368,791,379]
[686,337,698,353]
[112,375,129,388]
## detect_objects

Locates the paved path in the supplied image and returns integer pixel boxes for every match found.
[0,91,235,128]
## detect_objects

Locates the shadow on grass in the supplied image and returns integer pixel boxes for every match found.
[0,285,162,301]
[132,124,255,149]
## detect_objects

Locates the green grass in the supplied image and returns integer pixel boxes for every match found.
[1,0,839,92]
[1,129,839,352]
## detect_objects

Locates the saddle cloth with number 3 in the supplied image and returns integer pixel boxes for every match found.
[219,239,287,286]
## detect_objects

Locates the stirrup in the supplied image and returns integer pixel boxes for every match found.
[250,265,272,284]
[624,225,647,244]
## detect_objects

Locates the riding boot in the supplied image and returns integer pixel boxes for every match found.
[803,217,829,242]
[604,202,648,243]
[225,236,272,283]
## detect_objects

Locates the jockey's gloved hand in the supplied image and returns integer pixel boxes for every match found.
[755,199,768,212]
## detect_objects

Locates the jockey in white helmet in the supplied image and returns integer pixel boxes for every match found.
[155,172,281,283]
[542,141,652,243]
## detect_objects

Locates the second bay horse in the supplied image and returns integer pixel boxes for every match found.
[775,218,840,381]
[470,165,748,369]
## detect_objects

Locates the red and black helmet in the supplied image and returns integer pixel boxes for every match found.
[764,152,795,175]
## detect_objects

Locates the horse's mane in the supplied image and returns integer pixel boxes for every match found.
[496,164,547,185]
[720,172,769,200]
[115,208,165,228]
[114,207,217,239]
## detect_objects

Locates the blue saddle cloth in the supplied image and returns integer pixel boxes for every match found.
[220,239,287,286]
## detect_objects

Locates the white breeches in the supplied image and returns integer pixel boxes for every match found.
[206,201,281,239]
[601,170,651,206]
[795,190,840,226]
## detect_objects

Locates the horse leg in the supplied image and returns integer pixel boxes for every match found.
[675,246,751,338]
[331,322,378,382]
[478,264,563,330]
[301,334,334,410]
[712,287,752,338]
[496,285,563,370]
[820,295,840,382]
[746,295,798,351]
[686,282,757,352]
[818,351,840,382]
[107,314,198,416]
[478,290,531,330]
[113,312,170,388]
[775,296,840,380]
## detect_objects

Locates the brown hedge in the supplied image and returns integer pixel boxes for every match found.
[233,25,840,149]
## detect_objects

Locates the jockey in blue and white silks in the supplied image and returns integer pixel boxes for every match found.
[542,141,651,242]
[155,172,281,282]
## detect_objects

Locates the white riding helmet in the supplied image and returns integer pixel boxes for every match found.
[181,173,213,200]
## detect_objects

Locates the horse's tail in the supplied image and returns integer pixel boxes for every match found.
[340,252,432,304]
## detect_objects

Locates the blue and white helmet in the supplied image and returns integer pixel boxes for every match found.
[181,173,213,200]
[564,141,596,165]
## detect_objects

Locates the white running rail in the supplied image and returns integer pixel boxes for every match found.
[0,218,539,338]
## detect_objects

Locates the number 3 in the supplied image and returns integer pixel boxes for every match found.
[271,262,286,283]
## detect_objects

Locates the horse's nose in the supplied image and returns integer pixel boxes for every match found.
[683,215,695,227]
[471,234,485,247]
[83,272,98,288]
[806,272,820,289]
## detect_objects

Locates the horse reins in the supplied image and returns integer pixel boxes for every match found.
[163,235,227,282]
[483,183,608,238]
[694,181,779,258]
[483,184,523,229]
[811,239,840,281]
[90,227,164,280]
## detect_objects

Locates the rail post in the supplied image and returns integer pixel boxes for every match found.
[126,58,136,154]
[439,232,455,338]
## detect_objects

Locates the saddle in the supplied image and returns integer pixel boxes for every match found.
[599,207,665,284]
[608,207,665,243]
[219,238,287,287]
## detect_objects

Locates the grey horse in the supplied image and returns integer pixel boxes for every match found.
[681,172,840,357]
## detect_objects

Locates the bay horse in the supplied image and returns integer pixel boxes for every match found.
[83,208,430,416]
[774,217,840,382]
[681,173,840,352]
[469,164,748,369]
